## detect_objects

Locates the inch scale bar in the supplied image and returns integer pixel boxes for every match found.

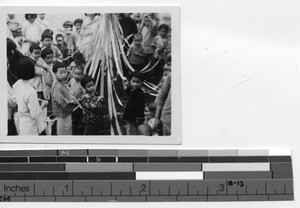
[0,149,294,202]
[0,179,293,202]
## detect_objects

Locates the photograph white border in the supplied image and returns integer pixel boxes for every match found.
[1,5,181,144]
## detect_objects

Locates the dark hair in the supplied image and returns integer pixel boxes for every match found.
[80,75,94,88]
[133,33,143,40]
[52,62,66,73]
[7,38,17,58]
[41,32,53,41]
[29,44,41,53]
[63,21,73,28]
[74,65,84,73]
[74,18,83,25]
[55,33,64,40]
[73,51,84,61]
[130,71,145,82]
[15,57,35,80]
[158,24,170,33]
[25,14,37,20]
[42,28,54,36]
[41,48,53,59]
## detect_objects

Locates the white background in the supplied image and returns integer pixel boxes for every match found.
[1,0,300,207]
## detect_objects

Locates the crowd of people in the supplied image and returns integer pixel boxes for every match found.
[7,13,172,136]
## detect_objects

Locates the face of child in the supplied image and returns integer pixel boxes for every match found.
[73,68,83,82]
[130,77,143,91]
[56,37,64,46]
[28,16,35,24]
[74,58,82,66]
[144,18,152,28]
[31,49,41,60]
[55,67,68,82]
[75,23,82,31]
[159,28,168,38]
[85,81,95,94]
[134,15,141,23]
[64,26,72,31]
[44,54,53,65]
[43,38,52,48]
[134,37,142,46]
[39,14,45,20]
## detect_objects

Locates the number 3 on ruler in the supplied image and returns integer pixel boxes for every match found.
[219,184,225,192]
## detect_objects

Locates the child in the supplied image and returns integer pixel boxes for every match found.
[157,56,171,89]
[151,24,171,60]
[139,14,158,48]
[40,48,54,101]
[22,14,43,56]
[12,57,48,135]
[127,33,146,71]
[133,13,142,29]
[41,33,62,62]
[63,21,76,55]
[69,65,85,135]
[74,19,83,32]
[123,71,145,135]
[150,24,171,84]
[80,75,103,135]
[55,34,68,60]
[52,62,77,135]
[69,51,85,73]
[73,18,83,48]
[28,44,49,99]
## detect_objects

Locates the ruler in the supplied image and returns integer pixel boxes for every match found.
[0,149,293,202]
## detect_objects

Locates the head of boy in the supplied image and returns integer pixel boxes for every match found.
[29,44,41,61]
[41,48,53,65]
[73,65,84,82]
[158,24,170,39]
[38,13,45,20]
[41,33,53,48]
[134,14,141,24]
[55,34,64,47]
[25,14,37,24]
[16,57,35,80]
[74,19,83,31]
[130,71,144,91]
[81,75,95,94]
[43,29,54,36]
[73,52,84,66]
[138,124,152,136]
[133,33,143,46]
[52,62,67,82]
[63,21,73,31]
[144,16,152,28]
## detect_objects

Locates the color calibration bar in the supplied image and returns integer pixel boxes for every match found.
[0,149,293,202]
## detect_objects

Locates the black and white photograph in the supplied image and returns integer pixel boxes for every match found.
[3,6,181,143]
